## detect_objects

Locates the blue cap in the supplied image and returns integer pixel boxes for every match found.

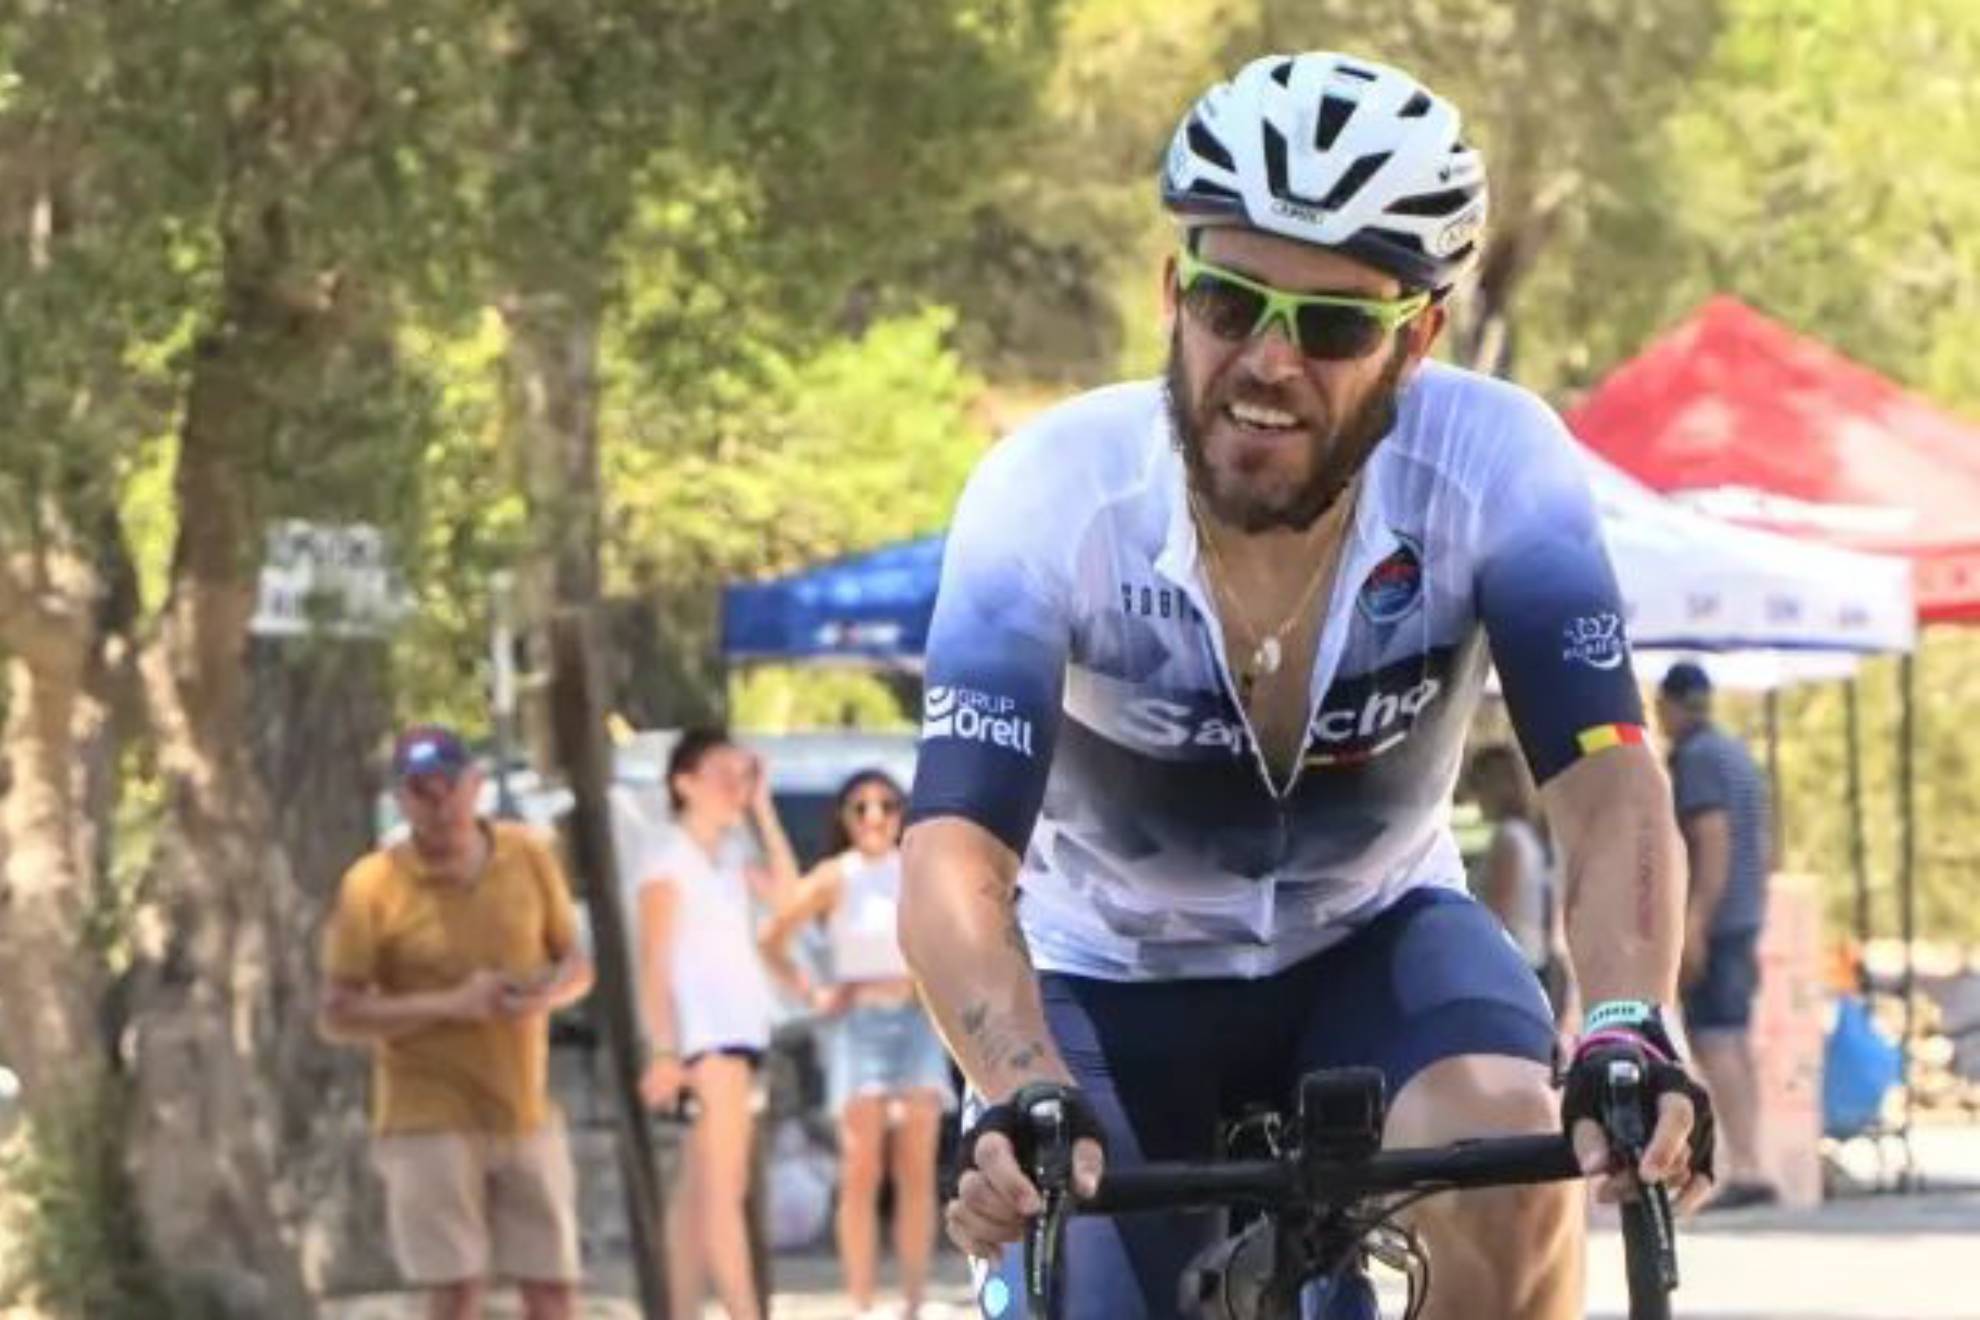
[1658,661,1712,700]
[392,725,471,782]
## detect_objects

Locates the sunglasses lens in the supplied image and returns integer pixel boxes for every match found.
[1181,273,1267,343]
[1294,303,1387,360]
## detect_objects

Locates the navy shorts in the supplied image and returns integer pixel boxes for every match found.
[1683,929,1761,1034]
[968,888,1555,1320]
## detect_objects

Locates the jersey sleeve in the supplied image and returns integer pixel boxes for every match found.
[1474,394,1646,783]
[907,432,1073,854]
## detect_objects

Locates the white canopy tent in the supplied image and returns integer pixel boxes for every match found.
[1484,451,1914,700]
[1585,450,1917,661]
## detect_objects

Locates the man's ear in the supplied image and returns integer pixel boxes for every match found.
[1406,300,1448,366]
[1160,252,1180,330]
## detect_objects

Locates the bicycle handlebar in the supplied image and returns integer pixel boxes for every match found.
[1084,1133,1581,1215]
[1016,1061,1680,1319]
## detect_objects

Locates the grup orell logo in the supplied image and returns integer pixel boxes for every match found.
[922,684,1036,756]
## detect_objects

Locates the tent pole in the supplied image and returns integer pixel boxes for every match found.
[1844,677,1871,963]
[1897,650,1919,1190]
[1763,688,1784,863]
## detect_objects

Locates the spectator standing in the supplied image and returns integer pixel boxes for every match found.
[634,729,799,1320]
[1465,744,1576,1033]
[760,770,953,1320]
[1656,661,1778,1209]
[319,725,595,1320]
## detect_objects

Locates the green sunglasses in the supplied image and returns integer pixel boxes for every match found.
[1175,248,1430,361]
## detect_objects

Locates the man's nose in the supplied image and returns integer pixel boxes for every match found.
[1238,320,1306,383]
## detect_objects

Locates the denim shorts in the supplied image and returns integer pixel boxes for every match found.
[828,1000,956,1114]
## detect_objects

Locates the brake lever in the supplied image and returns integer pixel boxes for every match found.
[1024,1095,1073,1318]
[1603,1057,1680,1292]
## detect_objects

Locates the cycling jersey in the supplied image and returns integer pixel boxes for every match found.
[908,360,1643,981]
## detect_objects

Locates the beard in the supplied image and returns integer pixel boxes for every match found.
[1165,326,1410,533]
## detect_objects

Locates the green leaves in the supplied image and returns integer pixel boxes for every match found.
[605,306,987,589]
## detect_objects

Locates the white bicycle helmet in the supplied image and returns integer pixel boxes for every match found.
[1161,52,1487,293]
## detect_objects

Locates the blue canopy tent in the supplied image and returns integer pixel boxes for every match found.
[721,535,945,664]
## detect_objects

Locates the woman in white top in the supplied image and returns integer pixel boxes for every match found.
[636,729,798,1320]
[760,770,953,1320]
[1466,743,1577,1032]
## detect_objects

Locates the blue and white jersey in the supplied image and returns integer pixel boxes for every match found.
[908,361,1644,981]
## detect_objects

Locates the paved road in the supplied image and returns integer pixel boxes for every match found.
[327,1125,1980,1319]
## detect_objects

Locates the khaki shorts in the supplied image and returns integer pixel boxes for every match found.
[373,1122,581,1286]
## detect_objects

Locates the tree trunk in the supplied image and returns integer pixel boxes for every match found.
[500,290,602,764]
[0,548,104,1105]
[608,587,726,730]
[246,636,398,1294]
[1450,169,1579,379]
[123,281,316,1317]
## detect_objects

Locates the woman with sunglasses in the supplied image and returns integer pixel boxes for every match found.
[761,770,953,1320]
[635,728,799,1320]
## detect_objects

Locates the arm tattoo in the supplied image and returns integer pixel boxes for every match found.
[1561,814,1662,942]
[958,999,1051,1076]
[1634,813,1658,940]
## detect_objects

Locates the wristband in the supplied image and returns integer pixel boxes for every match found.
[1583,999,1661,1034]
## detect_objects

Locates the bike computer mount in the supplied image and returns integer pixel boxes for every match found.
[1299,1066,1387,1162]
[1177,1068,1396,1319]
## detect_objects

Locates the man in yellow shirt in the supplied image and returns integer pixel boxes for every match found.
[320,726,595,1320]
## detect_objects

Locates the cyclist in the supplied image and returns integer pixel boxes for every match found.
[899,52,1716,1320]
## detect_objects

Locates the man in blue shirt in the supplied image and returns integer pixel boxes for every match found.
[1657,661,1777,1209]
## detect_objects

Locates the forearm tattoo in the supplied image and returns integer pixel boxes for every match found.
[1634,813,1659,940]
[959,1000,1051,1077]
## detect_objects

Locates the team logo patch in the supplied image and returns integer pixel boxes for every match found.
[1561,613,1628,671]
[921,685,1037,756]
[1357,538,1424,624]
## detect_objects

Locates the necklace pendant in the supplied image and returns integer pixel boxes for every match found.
[1251,635,1282,677]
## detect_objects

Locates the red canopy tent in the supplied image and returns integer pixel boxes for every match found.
[1567,296,1980,1189]
[1565,296,1980,624]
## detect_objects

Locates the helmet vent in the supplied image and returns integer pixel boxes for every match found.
[1262,120,1291,198]
[1363,225,1431,258]
[1336,63,1377,82]
[1399,91,1433,119]
[1388,187,1472,218]
[1320,150,1390,211]
[1188,119,1235,173]
[1269,59,1294,88]
[1314,94,1355,151]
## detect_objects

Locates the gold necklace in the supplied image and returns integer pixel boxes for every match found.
[1189,483,1355,692]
